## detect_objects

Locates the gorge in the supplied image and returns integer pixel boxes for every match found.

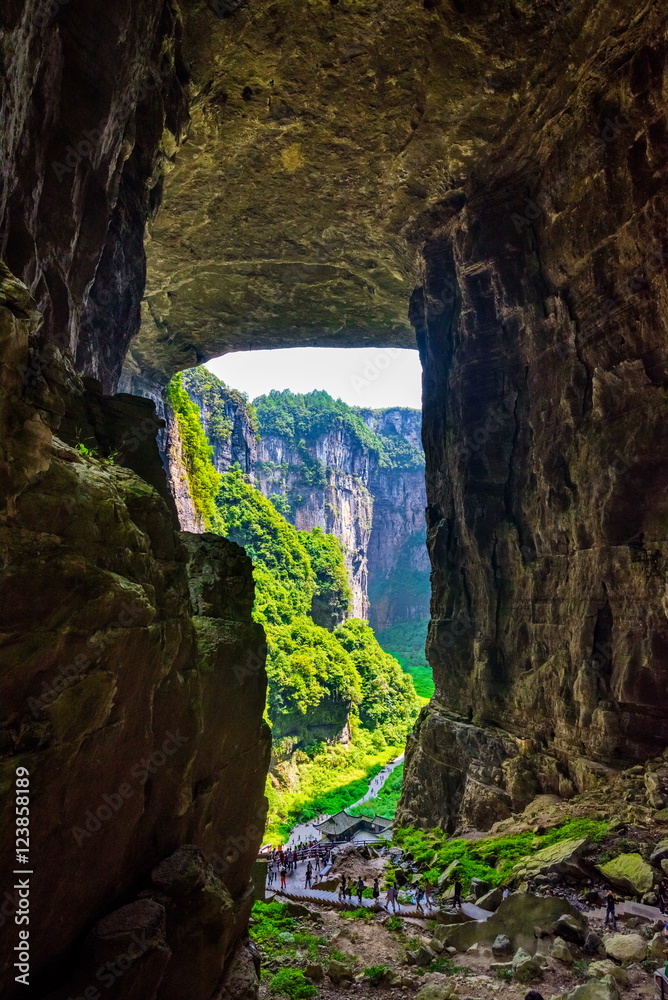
[1,1,668,998]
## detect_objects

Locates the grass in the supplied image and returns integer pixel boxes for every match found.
[250,902,326,964]
[429,957,472,976]
[265,725,406,843]
[340,907,375,922]
[363,964,391,984]
[393,817,609,890]
[269,969,317,1000]
[348,764,404,820]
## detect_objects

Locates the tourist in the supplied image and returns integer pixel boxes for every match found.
[604,891,617,931]
[357,877,365,904]
[305,863,313,888]
[280,867,287,890]
[453,879,462,908]
[385,884,398,913]
[372,877,380,902]
[502,886,510,900]
[415,884,425,914]
[659,880,668,915]
[339,874,347,900]
[424,881,434,910]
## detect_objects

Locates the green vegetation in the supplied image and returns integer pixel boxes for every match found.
[363,965,391,984]
[340,907,375,922]
[348,764,404,820]
[375,620,433,699]
[269,970,317,1000]
[393,818,609,890]
[251,902,326,966]
[181,365,258,437]
[166,373,225,531]
[254,388,424,471]
[169,368,425,843]
[266,727,408,843]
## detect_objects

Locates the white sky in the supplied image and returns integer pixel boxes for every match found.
[206,347,423,409]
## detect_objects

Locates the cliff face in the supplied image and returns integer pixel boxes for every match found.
[178,375,429,629]
[0,265,271,998]
[362,409,431,633]
[397,6,668,833]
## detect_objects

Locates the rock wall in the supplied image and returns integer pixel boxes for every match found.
[362,409,431,633]
[0,269,270,998]
[178,376,430,627]
[398,6,668,833]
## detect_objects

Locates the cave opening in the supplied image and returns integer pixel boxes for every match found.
[161,345,433,846]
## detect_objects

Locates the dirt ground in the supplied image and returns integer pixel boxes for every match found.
[259,906,661,1000]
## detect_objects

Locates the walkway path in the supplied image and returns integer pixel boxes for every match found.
[271,878,492,922]
[284,753,404,848]
[588,900,666,923]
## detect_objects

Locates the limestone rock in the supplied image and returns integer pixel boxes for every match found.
[561,976,620,1000]
[511,947,543,983]
[603,933,648,965]
[551,937,574,965]
[305,964,325,982]
[478,887,504,912]
[492,935,513,957]
[598,854,655,896]
[650,840,668,867]
[648,933,668,962]
[513,839,590,882]
[586,961,629,987]
[328,960,354,985]
[415,983,459,1000]
[584,932,605,957]
[555,912,588,946]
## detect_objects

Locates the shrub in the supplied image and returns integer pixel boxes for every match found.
[363,964,391,985]
[269,969,317,1000]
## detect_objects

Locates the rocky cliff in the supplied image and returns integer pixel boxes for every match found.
[397,4,668,833]
[3,1,668,988]
[178,371,429,629]
[0,265,271,999]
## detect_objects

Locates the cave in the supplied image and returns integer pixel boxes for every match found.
[1,0,668,996]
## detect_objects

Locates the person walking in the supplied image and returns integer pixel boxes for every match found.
[338,874,347,900]
[385,884,398,913]
[424,881,434,911]
[280,867,287,890]
[305,863,313,889]
[604,891,617,931]
[453,879,462,909]
[415,884,425,914]
[372,877,380,903]
[357,877,365,905]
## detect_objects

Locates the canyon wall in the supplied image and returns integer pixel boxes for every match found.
[179,372,430,628]
[398,7,668,833]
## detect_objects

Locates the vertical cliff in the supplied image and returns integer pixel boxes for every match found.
[177,371,430,633]
[398,5,668,834]
[0,265,271,999]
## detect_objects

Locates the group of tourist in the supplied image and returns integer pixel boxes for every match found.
[265,843,333,891]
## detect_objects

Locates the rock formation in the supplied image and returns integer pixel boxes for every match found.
[0,264,271,997]
[2,0,668,992]
[177,372,429,627]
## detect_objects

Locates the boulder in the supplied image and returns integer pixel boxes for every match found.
[284,901,311,918]
[434,893,584,955]
[305,964,324,981]
[555,912,588,945]
[513,838,591,881]
[328,960,354,984]
[584,931,605,956]
[560,976,620,1000]
[477,887,504,911]
[551,937,574,964]
[408,946,436,967]
[511,947,543,983]
[597,854,654,896]
[586,961,629,986]
[429,937,444,953]
[648,932,668,961]
[415,984,458,1000]
[471,878,492,899]
[655,809,668,824]
[492,934,513,957]
[603,932,647,965]
[650,839,668,867]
